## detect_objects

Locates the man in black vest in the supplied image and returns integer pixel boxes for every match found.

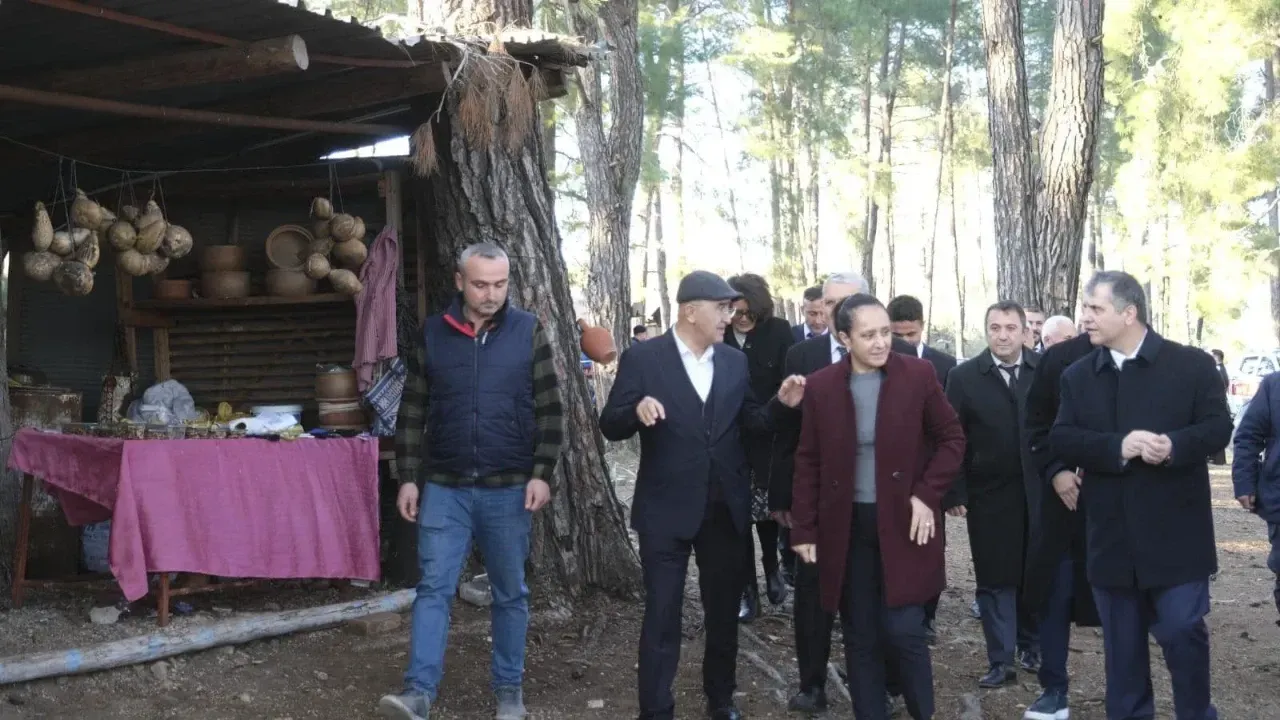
[601,270,804,720]
[381,243,564,720]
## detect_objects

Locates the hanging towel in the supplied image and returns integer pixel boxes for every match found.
[354,226,400,392]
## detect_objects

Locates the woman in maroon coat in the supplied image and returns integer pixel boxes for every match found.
[790,294,965,720]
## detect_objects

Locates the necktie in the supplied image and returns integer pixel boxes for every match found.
[837,346,848,359]
[999,364,1018,389]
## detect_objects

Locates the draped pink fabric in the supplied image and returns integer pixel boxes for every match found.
[354,225,399,392]
[9,429,380,601]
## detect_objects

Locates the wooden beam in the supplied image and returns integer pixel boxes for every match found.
[383,168,405,286]
[0,84,401,136]
[29,36,310,97]
[26,0,424,69]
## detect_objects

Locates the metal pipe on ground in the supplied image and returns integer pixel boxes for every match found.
[0,589,414,685]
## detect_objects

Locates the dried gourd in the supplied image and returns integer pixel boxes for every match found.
[134,200,167,253]
[120,205,140,223]
[310,236,334,257]
[328,268,363,296]
[117,249,149,276]
[50,230,73,256]
[160,225,193,259]
[22,251,59,282]
[96,207,118,234]
[107,220,137,251]
[329,213,357,243]
[304,253,331,280]
[71,190,104,230]
[312,218,332,240]
[32,201,53,252]
[52,261,94,296]
[332,239,367,269]
[350,216,366,242]
[311,197,333,220]
[146,254,170,276]
[72,232,101,269]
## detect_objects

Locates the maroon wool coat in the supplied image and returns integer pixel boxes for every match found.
[790,351,966,613]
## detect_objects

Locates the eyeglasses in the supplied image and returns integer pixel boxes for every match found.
[731,308,755,320]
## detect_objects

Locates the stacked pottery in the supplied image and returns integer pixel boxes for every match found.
[315,365,366,430]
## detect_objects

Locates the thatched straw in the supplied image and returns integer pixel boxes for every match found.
[409,122,438,177]
[503,62,535,151]
[457,64,496,148]
[528,67,548,102]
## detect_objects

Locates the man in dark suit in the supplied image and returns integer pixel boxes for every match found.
[1210,349,1229,465]
[887,294,957,385]
[792,284,827,342]
[1022,329,1099,720]
[945,301,1041,689]
[600,270,804,720]
[771,271,914,713]
[1051,271,1232,720]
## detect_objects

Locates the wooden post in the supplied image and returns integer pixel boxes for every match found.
[29,36,311,96]
[383,168,405,286]
[153,330,171,382]
[6,250,24,366]
[115,273,137,375]
[11,475,33,609]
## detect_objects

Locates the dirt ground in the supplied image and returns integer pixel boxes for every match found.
[0,458,1277,719]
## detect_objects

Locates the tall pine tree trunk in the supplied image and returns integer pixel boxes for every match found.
[980,0,1038,305]
[1267,54,1280,344]
[927,0,958,338]
[1033,0,1105,317]
[428,0,640,599]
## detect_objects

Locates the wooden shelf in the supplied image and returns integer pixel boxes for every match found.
[133,294,351,310]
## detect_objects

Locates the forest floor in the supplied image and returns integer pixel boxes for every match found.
[0,455,1277,719]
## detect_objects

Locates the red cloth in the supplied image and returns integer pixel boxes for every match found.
[354,226,399,392]
[789,353,967,612]
[8,429,381,601]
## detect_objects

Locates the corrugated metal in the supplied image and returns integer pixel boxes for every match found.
[13,259,121,421]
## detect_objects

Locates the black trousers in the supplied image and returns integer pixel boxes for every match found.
[841,503,934,720]
[637,501,743,719]
[793,518,906,700]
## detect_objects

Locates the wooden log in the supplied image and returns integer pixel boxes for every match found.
[28,36,310,97]
[0,84,400,136]
[0,589,415,685]
[24,0,423,69]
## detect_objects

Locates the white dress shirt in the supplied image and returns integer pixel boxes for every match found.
[916,343,925,358]
[674,331,715,402]
[1109,331,1147,370]
[829,334,846,365]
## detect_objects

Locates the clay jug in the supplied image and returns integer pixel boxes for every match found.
[579,320,618,363]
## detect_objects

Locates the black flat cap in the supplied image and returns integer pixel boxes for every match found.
[676,270,742,303]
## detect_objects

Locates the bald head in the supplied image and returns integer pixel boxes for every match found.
[1041,315,1077,349]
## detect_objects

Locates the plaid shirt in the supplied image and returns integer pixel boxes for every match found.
[394,311,564,490]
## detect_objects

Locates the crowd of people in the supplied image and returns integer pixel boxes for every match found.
[377,240,1263,720]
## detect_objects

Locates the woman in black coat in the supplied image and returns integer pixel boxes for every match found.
[725,273,796,621]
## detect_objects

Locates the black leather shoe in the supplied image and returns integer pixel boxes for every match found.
[1018,648,1041,672]
[737,588,758,623]
[707,705,743,719]
[787,687,828,713]
[978,664,1017,688]
[766,570,789,605]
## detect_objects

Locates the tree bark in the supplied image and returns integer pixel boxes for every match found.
[862,23,893,293]
[927,0,959,339]
[980,0,1038,305]
[1267,54,1280,344]
[949,106,965,357]
[1033,0,1105,317]
[572,0,645,352]
[881,24,906,299]
[423,3,640,600]
[439,0,533,27]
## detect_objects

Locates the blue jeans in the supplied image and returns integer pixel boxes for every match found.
[1092,581,1216,720]
[404,484,532,700]
[1038,557,1075,693]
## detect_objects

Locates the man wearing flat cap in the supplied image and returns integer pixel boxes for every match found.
[601,270,806,720]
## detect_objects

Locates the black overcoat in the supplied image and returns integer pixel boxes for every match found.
[944,349,1040,588]
[1023,332,1099,626]
[724,316,796,490]
[1050,331,1233,589]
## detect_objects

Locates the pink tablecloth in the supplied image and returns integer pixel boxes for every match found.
[8,429,381,601]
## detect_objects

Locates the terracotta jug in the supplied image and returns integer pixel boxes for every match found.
[578,319,618,364]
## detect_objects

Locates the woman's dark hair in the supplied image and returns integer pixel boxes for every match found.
[727,273,775,320]
[834,294,886,336]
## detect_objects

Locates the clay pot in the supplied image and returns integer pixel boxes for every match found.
[580,324,617,364]
[265,268,315,297]
[200,245,245,272]
[154,278,192,301]
[265,224,313,271]
[201,271,250,299]
[315,366,358,400]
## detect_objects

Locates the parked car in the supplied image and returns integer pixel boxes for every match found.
[1228,351,1280,415]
